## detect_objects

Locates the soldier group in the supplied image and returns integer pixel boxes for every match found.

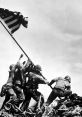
[0,54,73,116]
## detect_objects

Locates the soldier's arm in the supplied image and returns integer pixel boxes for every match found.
[65,84,71,91]
[39,77,49,85]
[49,78,58,86]
[64,84,72,95]
[24,60,34,73]
[30,72,49,84]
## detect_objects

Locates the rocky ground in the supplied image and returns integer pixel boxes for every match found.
[0,93,82,117]
[42,93,82,117]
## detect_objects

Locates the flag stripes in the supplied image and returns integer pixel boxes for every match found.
[11,24,20,33]
[7,19,18,26]
[4,16,13,22]
[0,8,28,33]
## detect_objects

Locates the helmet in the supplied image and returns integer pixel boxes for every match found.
[35,65,42,71]
[64,75,71,83]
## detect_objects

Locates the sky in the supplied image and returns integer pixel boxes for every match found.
[0,0,82,101]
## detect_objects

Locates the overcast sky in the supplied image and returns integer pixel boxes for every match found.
[0,0,82,100]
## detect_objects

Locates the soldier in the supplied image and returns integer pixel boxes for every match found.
[0,55,25,110]
[21,64,49,112]
[46,75,72,106]
[0,64,17,110]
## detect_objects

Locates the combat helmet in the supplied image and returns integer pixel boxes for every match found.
[35,64,42,71]
[64,75,71,83]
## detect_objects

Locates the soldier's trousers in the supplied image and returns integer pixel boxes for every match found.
[1,86,16,109]
[13,86,24,101]
[21,90,42,112]
[46,89,72,106]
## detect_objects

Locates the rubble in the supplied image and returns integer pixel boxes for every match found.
[0,92,82,117]
[42,93,82,117]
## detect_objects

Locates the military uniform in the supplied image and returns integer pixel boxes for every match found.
[46,76,72,106]
[1,62,25,110]
[21,71,48,112]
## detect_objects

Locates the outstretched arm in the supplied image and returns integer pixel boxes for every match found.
[65,85,71,91]
[29,72,49,84]
[49,77,59,86]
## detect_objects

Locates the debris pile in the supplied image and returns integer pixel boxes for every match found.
[42,93,82,117]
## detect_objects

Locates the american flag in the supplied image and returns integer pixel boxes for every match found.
[0,8,28,34]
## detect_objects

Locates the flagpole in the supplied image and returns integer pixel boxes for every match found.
[0,20,49,82]
[0,20,30,60]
